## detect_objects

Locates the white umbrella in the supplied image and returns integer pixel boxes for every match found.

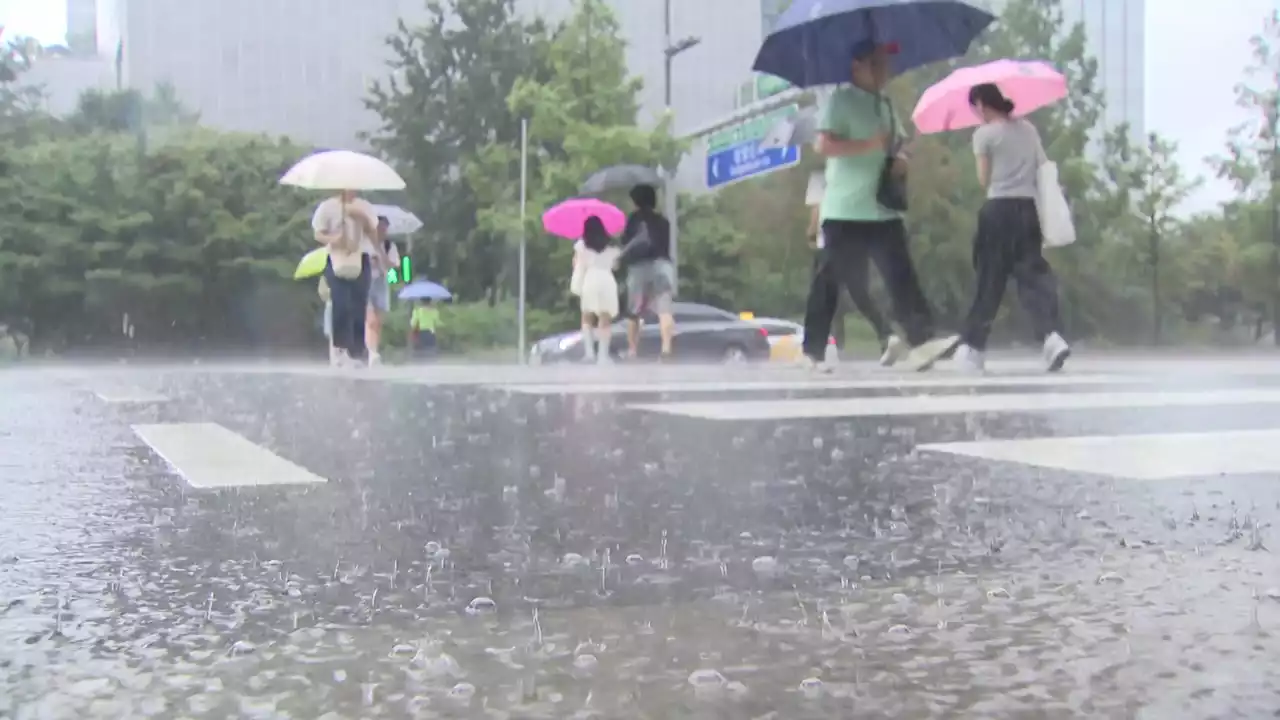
[280,150,406,191]
[369,205,423,235]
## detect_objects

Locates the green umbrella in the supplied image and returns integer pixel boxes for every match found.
[294,247,329,279]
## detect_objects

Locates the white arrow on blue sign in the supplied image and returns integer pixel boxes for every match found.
[705,139,800,190]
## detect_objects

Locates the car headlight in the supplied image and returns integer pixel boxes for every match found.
[556,335,581,351]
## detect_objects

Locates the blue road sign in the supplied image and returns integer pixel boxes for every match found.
[705,138,800,189]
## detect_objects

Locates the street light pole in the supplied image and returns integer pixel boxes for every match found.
[1271,92,1279,346]
[518,118,528,363]
[662,0,700,290]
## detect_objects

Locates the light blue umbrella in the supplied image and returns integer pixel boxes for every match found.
[397,280,452,301]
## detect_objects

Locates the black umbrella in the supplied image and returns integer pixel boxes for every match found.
[579,165,663,195]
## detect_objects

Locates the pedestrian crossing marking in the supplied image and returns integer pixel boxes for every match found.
[498,374,1139,395]
[95,389,168,403]
[628,388,1280,420]
[132,422,326,489]
[919,429,1280,480]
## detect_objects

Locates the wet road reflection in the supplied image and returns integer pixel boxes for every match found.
[1,367,1278,717]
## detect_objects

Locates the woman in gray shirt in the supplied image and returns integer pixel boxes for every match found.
[952,83,1070,373]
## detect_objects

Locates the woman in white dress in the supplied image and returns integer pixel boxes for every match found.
[570,215,620,363]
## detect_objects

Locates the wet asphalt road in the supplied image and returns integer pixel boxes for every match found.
[2,359,1280,718]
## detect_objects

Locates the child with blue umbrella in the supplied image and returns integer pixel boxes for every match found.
[398,280,451,357]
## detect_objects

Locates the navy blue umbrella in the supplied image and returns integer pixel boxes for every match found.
[753,0,995,88]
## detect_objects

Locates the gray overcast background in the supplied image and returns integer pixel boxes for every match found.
[1147,0,1275,211]
[1,0,1275,212]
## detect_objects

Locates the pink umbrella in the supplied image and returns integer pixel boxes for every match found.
[912,59,1067,135]
[542,198,626,240]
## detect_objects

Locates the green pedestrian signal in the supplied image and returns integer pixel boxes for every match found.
[400,255,412,283]
[386,268,398,284]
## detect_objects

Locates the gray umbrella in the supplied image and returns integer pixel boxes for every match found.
[579,165,663,195]
[759,106,818,151]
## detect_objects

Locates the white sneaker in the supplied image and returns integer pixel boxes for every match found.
[1042,332,1070,372]
[799,355,834,374]
[879,335,907,367]
[328,347,341,367]
[953,344,986,373]
[367,352,382,367]
[906,335,960,372]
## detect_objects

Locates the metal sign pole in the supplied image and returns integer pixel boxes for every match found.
[517,118,528,364]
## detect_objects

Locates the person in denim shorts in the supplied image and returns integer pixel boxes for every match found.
[619,184,675,359]
[365,216,399,365]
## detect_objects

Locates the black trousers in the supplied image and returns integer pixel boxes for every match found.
[324,255,371,359]
[811,251,851,349]
[960,197,1063,350]
[802,219,934,359]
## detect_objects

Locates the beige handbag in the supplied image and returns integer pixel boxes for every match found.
[329,205,365,279]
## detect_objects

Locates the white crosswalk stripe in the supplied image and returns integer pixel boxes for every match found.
[918,429,1280,480]
[132,422,326,489]
[495,373,1139,395]
[94,389,168,403]
[571,367,1280,481]
[627,388,1280,420]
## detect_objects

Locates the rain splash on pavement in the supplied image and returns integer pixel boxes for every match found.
[1,364,1278,717]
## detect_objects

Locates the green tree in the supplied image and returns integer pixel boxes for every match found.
[1102,132,1201,344]
[0,35,54,144]
[1212,8,1280,342]
[465,0,682,310]
[364,0,547,303]
[0,87,314,351]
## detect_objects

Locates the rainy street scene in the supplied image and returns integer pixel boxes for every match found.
[6,0,1280,716]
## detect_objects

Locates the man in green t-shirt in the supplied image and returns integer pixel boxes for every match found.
[800,41,958,372]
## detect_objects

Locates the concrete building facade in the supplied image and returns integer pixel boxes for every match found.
[980,0,1146,138]
[1060,0,1146,139]
[77,0,766,188]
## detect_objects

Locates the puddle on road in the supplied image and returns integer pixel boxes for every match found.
[4,547,1279,718]
[3,370,1280,717]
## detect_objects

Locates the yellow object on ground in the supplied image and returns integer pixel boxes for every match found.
[295,247,329,279]
[770,334,804,362]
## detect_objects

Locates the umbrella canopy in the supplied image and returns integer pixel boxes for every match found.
[752,0,996,88]
[369,204,424,235]
[294,247,328,280]
[280,150,406,191]
[542,198,626,240]
[759,106,819,151]
[579,165,663,195]
[398,280,452,301]
[912,59,1067,134]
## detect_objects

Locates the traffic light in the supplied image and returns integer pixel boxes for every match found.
[384,255,413,285]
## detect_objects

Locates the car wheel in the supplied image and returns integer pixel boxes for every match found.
[722,344,748,363]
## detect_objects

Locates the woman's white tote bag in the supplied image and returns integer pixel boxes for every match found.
[1036,160,1076,248]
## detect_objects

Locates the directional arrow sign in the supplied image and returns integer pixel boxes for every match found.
[705,139,799,190]
[704,103,801,190]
